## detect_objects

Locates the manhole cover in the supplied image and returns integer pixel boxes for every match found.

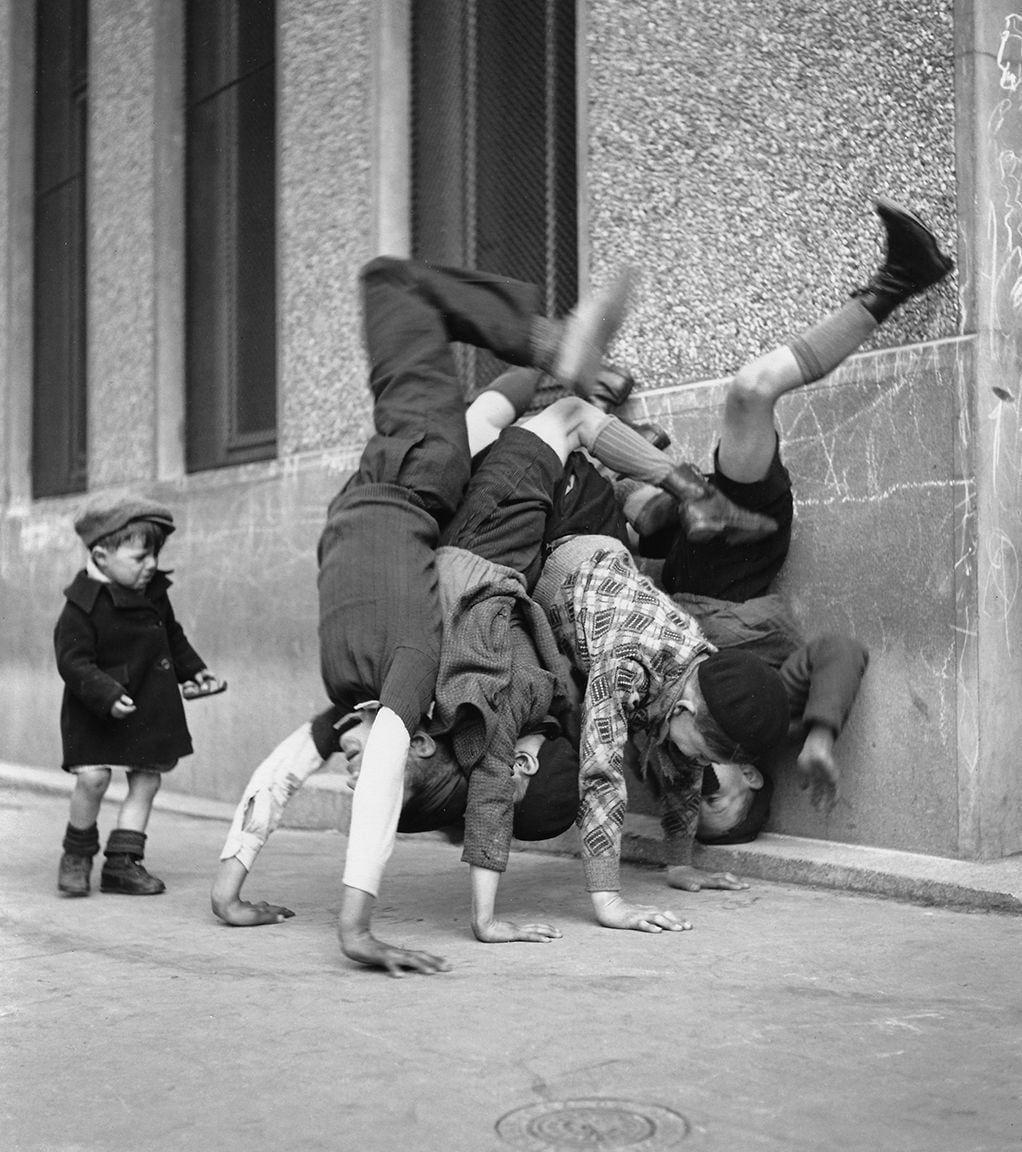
[496,1098,690,1150]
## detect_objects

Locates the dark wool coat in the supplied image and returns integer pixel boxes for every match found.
[54,570,207,770]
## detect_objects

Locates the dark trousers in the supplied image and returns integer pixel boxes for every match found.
[351,256,543,529]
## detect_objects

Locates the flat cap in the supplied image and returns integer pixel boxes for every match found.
[74,494,176,548]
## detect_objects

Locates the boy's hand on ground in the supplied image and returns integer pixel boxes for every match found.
[214,895,295,927]
[339,929,451,978]
[472,916,563,944]
[110,694,136,719]
[666,865,749,892]
[591,891,692,933]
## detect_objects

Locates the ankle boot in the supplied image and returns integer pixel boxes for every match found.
[554,269,633,398]
[101,830,166,895]
[660,463,778,544]
[58,822,100,896]
[58,852,93,896]
[585,364,635,410]
[852,197,954,321]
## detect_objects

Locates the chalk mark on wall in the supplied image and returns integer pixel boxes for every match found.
[997,14,1022,91]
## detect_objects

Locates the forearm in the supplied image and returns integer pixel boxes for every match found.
[470,865,502,934]
[780,634,868,735]
[342,706,410,897]
[659,760,703,867]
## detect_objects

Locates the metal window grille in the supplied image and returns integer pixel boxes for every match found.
[411,0,577,403]
[33,0,88,497]
[185,0,277,472]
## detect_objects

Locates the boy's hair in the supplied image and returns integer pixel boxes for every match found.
[91,519,169,555]
[696,772,774,845]
[398,734,468,833]
[512,735,579,841]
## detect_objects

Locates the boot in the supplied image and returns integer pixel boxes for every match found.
[852,197,954,321]
[58,852,93,897]
[101,829,166,895]
[661,463,778,544]
[58,822,99,896]
[586,366,672,449]
[554,269,633,398]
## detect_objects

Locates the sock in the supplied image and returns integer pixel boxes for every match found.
[788,299,878,384]
[63,821,100,857]
[484,366,544,417]
[105,828,146,859]
[587,414,675,486]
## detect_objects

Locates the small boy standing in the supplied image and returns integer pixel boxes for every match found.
[54,494,223,896]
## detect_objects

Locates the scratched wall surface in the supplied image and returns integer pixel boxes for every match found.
[585,0,958,386]
[618,340,967,856]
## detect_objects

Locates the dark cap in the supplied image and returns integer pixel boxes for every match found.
[74,494,176,549]
[697,650,789,756]
[512,735,579,842]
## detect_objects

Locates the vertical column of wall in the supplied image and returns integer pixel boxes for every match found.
[88,0,160,489]
[956,1,1022,857]
[3,0,35,508]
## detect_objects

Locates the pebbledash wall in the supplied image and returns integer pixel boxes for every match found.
[1,0,1020,862]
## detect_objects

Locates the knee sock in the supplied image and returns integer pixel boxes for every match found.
[587,414,676,486]
[63,821,100,858]
[788,299,878,385]
[484,366,544,418]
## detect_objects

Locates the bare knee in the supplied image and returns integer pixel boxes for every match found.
[73,769,111,801]
[726,362,779,418]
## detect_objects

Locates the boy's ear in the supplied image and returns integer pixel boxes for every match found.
[409,731,437,759]
[739,763,764,790]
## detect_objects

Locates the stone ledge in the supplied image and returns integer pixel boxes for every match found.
[4,760,1020,913]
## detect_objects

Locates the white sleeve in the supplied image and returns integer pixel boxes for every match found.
[219,722,325,871]
[342,706,411,897]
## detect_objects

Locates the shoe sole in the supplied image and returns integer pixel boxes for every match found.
[100,882,166,895]
[556,268,634,396]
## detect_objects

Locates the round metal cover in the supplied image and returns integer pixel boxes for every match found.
[496,1098,690,1150]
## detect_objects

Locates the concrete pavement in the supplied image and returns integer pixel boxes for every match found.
[3,779,1022,1152]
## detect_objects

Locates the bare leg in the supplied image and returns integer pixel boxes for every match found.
[117,770,161,832]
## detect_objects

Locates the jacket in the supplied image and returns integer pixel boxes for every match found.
[54,569,207,768]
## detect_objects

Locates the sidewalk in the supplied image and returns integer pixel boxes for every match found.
[5,757,1021,915]
[3,776,1020,1152]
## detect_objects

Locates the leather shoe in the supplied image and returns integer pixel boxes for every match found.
[101,854,166,895]
[554,269,633,398]
[661,462,778,544]
[854,198,953,319]
[58,852,92,896]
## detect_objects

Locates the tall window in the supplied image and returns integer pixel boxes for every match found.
[185,0,276,472]
[411,0,577,396]
[33,0,88,497]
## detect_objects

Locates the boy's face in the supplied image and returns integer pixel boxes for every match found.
[666,703,715,766]
[698,762,763,838]
[336,708,541,807]
[93,539,158,591]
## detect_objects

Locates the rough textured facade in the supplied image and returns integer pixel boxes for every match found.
[2,0,1020,862]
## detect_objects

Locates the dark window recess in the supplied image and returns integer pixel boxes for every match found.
[33,0,88,497]
[185,0,277,471]
[411,0,577,402]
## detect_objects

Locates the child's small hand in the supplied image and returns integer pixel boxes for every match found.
[110,694,136,719]
[182,670,228,700]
